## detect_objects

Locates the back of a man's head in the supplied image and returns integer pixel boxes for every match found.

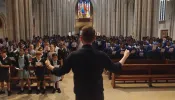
[81,27,95,43]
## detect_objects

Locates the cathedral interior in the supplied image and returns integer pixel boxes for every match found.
[0,0,175,100]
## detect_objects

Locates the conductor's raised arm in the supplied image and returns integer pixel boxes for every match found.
[45,54,72,77]
[104,50,130,73]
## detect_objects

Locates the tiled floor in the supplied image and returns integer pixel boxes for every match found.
[1,72,175,100]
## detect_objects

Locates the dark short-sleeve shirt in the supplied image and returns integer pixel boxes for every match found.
[52,45,122,94]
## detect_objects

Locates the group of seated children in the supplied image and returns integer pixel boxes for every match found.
[0,48,62,96]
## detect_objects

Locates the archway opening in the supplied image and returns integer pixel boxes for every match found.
[75,0,93,34]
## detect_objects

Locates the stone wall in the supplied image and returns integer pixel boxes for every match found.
[157,0,175,40]
[2,0,175,41]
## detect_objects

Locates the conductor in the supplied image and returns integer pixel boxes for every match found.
[45,27,130,100]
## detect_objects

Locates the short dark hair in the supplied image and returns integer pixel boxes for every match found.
[38,47,43,51]
[19,48,25,52]
[81,26,95,43]
[1,49,7,53]
[52,53,58,57]
[36,51,42,55]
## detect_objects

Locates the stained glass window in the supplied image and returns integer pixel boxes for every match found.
[159,0,166,21]
[78,0,91,18]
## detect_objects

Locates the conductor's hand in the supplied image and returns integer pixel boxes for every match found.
[45,60,54,71]
[119,50,130,66]
[124,49,130,58]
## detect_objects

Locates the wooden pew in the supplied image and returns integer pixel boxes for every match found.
[10,66,52,87]
[112,59,166,64]
[108,59,166,80]
[166,60,175,64]
[111,64,175,88]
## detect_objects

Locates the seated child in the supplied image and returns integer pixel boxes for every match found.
[32,51,46,94]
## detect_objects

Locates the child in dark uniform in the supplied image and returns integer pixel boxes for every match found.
[50,53,62,93]
[32,51,46,94]
[0,49,12,96]
[16,49,32,94]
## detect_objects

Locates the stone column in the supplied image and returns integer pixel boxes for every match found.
[111,0,115,36]
[68,0,71,33]
[55,0,58,34]
[34,1,40,37]
[172,0,175,40]
[127,0,134,36]
[133,0,140,40]
[56,0,59,35]
[71,0,74,34]
[72,0,75,34]
[120,0,124,36]
[100,0,102,34]
[93,2,96,32]
[50,0,53,35]
[33,1,36,36]
[106,0,111,37]
[59,0,63,35]
[52,0,55,35]
[68,0,70,35]
[71,0,74,33]
[101,0,103,35]
[14,0,20,41]
[169,1,174,38]
[64,0,67,35]
[6,0,33,41]
[47,0,50,36]
[66,0,69,35]
[116,0,121,36]
[141,0,148,38]
[66,0,68,35]
[73,0,76,33]
[137,0,142,40]
[104,0,108,35]
[25,0,33,40]
[63,0,67,35]
[115,0,118,36]
[101,0,105,35]
[123,0,128,37]
[96,0,100,33]
[152,0,158,37]
[39,0,44,37]
[24,0,29,39]
[6,0,14,40]
[147,0,153,37]
[43,0,47,35]
[62,0,66,36]
[19,0,26,40]
[46,0,49,35]
[98,0,102,34]
[28,0,33,40]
